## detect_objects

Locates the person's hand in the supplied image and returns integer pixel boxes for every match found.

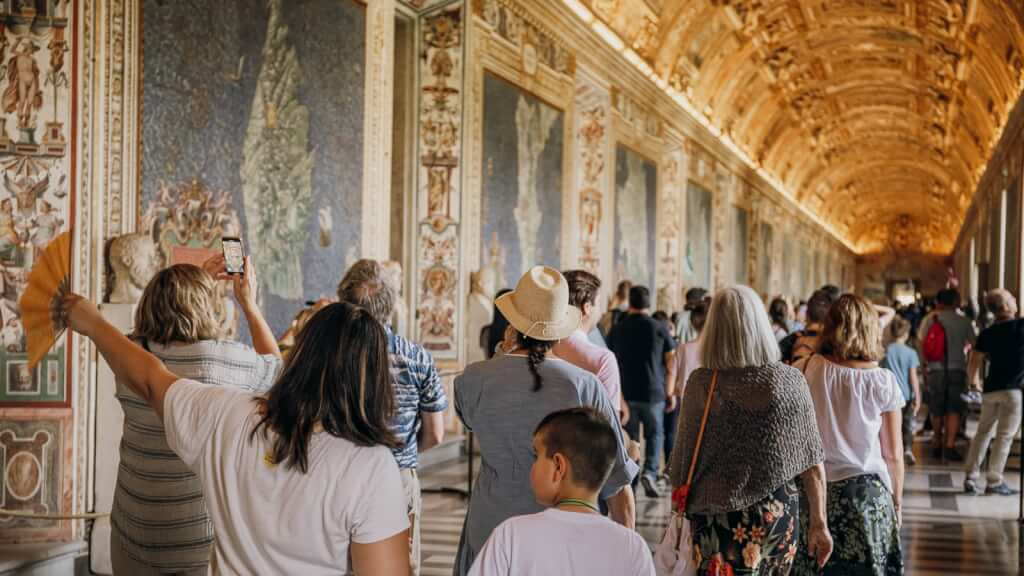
[912,398,921,416]
[894,501,903,528]
[807,522,833,569]
[231,256,258,308]
[619,403,630,427]
[61,293,103,337]
[665,395,678,413]
[201,253,226,279]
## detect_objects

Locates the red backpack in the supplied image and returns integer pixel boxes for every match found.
[922,318,946,363]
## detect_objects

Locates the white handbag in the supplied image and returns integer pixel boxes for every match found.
[653,370,718,576]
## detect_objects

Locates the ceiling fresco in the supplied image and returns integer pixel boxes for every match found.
[580,0,1024,254]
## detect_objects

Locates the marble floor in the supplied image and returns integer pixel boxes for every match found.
[419,431,1023,575]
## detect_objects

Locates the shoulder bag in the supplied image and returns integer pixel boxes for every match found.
[654,370,718,576]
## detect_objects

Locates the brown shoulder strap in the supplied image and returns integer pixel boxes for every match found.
[685,370,718,486]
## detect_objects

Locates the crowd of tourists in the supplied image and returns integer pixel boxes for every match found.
[56,252,1024,575]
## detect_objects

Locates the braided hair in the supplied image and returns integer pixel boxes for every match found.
[516,331,556,392]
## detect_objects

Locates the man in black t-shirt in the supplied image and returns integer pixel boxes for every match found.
[964,289,1023,496]
[607,285,677,498]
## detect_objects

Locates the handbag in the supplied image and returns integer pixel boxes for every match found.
[654,370,718,576]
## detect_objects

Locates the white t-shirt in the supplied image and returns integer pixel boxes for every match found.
[468,509,655,576]
[798,356,905,491]
[163,379,409,575]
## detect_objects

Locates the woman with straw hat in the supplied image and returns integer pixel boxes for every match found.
[452,266,639,575]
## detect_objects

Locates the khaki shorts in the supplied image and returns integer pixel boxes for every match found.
[401,468,422,576]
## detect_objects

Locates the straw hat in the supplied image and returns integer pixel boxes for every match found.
[495,266,580,341]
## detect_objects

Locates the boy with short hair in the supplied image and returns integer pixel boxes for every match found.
[468,408,655,576]
[881,316,921,465]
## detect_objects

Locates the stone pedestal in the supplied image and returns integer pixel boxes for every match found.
[89,304,134,575]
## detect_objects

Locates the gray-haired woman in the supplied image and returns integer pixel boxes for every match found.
[668,285,833,575]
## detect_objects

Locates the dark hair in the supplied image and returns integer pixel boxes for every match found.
[336,259,395,324]
[485,288,514,359]
[628,285,651,310]
[685,287,708,304]
[534,407,617,492]
[818,284,842,303]
[937,288,960,307]
[517,331,556,392]
[652,310,669,323]
[769,297,790,328]
[563,269,601,310]
[806,290,833,324]
[689,298,711,332]
[250,303,399,473]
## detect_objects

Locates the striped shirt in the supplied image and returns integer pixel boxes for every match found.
[111,339,281,572]
[387,329,448,469]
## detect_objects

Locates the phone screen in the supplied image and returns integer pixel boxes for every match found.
[222,238,245,275]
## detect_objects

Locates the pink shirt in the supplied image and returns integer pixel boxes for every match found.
[553,330,622,411]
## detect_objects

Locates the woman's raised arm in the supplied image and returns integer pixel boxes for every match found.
[64,294,179,419]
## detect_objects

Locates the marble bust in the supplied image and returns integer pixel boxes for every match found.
[108,233,159,304]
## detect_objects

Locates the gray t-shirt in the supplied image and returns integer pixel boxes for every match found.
[453,355,638,575]
[918,310,977,372]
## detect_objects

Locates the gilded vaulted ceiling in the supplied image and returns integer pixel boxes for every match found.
[583,0,1024,254]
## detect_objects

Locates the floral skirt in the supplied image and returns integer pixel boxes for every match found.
[793,474,903,576]
[689,481,800,576]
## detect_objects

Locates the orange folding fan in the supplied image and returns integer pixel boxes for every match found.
[20,231,71,369]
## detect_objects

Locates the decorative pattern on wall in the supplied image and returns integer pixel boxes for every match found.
[657,147,684,311]
[684,181,711,290]
[142,180,242,337]
[474,0,574,77]
[416,4,463,356]
[0,2,73,409]
[573,79,608,275]
[0,409,72,542]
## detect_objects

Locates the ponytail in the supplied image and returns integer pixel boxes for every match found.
[516,332,555,392]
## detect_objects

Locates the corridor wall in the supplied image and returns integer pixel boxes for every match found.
[0,0,857,547]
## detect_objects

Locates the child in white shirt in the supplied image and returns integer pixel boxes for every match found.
[469,407,655,576]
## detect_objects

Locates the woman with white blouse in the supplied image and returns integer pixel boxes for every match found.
[794,294,905,575]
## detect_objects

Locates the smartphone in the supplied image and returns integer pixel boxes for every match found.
[222,237,245,275]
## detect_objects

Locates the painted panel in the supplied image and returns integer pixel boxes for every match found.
[140,0,365,335]
[0,4,73,408]
[760,223,774,294]
[573,81,608,275]
[480,72,563,288]
[684,182,712,289]
[733,206,748,285]
[613,144,656,290]
[799,248,810,299]
[416,5,463,356]
[782,233,796,298]
[0,409,72,542]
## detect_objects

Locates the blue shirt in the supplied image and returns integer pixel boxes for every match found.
[387,329,449,469]
[881,342,920,401]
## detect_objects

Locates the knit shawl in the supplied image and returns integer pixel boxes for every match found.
[669,363,824,515]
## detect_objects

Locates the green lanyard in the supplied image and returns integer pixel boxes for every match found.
[557,498,599,513]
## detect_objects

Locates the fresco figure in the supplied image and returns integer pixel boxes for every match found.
[3,39,42,131]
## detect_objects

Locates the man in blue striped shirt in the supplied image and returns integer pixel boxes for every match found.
[338,259,448,575]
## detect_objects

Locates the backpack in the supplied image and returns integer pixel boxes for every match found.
[923,318,947,363]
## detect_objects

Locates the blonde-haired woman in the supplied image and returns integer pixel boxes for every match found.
[793,294,904,575]
[110,256,282,575]
[669,285,832,575]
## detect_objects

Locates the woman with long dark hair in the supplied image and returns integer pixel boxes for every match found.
[62,296,411,575]
[452,266,638,574]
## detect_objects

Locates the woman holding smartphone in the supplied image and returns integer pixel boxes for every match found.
[107,255,284,574]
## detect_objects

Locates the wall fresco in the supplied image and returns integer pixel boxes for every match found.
[480,72,563,287]
[684,181,712,290]
[140,0,365,335]
[614,144,656,290]
[0,409,72,542]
